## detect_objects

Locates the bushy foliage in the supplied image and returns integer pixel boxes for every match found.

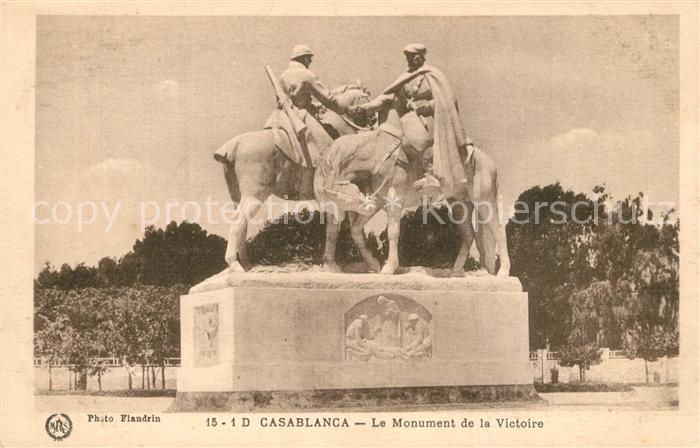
[246,209,380,266]
[507,183,679,356]
[246,206,479,271]
[506,183,597,348]
[36,222,227,289]
[558,343,603,382]
[133,222,227,286]
[34,285,185,390]
[397,205,464,268]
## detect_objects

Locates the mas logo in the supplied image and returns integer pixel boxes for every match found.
[45,414,73,441]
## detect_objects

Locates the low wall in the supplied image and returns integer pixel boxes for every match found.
[34,351,679,391]
[34,365,180,391]
[530,349,678,384]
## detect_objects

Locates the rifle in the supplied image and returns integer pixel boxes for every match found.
[263,63,314,168]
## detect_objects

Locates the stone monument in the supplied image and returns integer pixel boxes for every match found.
[170,43,535,411]
[171,270,534,411]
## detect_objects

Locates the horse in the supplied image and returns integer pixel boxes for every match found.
[214,84,372,272]
[314,109,511,277]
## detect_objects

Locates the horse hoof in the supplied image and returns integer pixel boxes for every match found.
[367,261,381,273]
[380,263,398,275]
[322,263,342,273]
[450,268,465,277]
[228,261,246,273]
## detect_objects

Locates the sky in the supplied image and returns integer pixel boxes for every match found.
[35,15,679,272]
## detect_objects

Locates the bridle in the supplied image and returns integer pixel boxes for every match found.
[335,84,375,131]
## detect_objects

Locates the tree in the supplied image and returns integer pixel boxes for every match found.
[106,285,184,389]
[566,281,629,349]
[51,288,118,390]
[110,288,142,390]
[113,252,142,286]
[624,230,679,334]
[620,248,679,383]
[131,285,183,389]
[589,193,679,380]
[558,343,603,382]
[247,209,382,268]
[557,281,623,382]
[132,222,227,287]
[35,284,184,391]
[506,183,596,349]
[35,262,100,290]
[247,209,325,265]
[36,262,60,289]
[624,325,678,383]
[59,325,92,390]
[396,205,462,269]
[34,315,67,391]
[246,206,479,271]
[589,191,673,287]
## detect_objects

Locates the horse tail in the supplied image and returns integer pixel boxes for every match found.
[214,134,249,203]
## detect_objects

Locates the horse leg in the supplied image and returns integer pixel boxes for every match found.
[471,222,489,276]
[494,218,511,277]
[348,211,382,273]
[225,195,263,271]
[380,186,402,275]
[224,138,275,271]
[449,200,475,275]
[474,203,497,275]
[322,211,343,272]
[475,151,509,277]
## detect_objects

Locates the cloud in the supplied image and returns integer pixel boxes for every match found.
[153,79,180,97]
[548,128,599,152]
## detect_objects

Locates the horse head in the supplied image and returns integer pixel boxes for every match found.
[332,81,372,108]
[330,82,375,129]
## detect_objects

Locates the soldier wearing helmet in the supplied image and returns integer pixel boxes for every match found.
[263,45,350,167]
[278,44,348,116]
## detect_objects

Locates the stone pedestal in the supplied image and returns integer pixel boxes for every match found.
[170,270,535,411]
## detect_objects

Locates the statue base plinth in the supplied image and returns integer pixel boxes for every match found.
[171,270,534,411]
[169,385,540,412]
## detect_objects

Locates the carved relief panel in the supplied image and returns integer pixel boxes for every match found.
[194,303,219,367]
[345,294,432,361]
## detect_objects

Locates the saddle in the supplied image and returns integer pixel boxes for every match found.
[264,107,335,169]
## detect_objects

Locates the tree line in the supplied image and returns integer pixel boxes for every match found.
[35,285,184,390]
[34,222,225,390]
[35,183,679,387]
[507,184,679,381]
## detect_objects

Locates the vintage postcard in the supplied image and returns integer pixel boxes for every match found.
[1,1,699,447]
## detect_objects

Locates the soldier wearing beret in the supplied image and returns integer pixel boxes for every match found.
[353,44,473,196]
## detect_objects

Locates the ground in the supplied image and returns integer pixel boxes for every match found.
[35,385,678,413]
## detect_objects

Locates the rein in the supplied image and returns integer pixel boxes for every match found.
[338,114,372,132]
[367,131,403,200]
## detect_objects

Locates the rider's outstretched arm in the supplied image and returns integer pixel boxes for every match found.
[358,93,395,114]
[307,74,349,115]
